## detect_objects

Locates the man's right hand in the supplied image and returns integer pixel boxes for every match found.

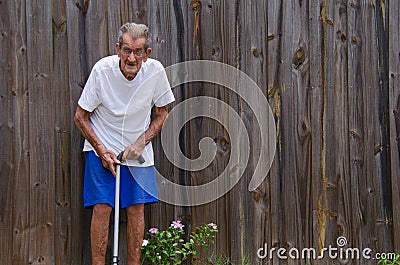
[97,146,120,176]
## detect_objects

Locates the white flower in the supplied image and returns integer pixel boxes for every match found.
[142,239,149,246]
[208,223,218,230]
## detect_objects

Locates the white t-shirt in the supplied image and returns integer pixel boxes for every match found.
[78,55,175,166]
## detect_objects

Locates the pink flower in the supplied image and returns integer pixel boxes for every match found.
[208,223,217,230]
[149,228,158,234]
[171,220,184,230]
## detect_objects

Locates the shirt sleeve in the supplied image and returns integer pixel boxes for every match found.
[78,68,101,112]
[152,66,175,107]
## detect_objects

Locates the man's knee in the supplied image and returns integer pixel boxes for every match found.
[126,204,144,218]
[93,203,112,218]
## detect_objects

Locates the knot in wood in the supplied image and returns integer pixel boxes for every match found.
[292,47,305,69]
[191,0,202,11]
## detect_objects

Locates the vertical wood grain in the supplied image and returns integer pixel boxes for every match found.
[0,0,15,263]
[266,0,283,264]
[333,0,352,259]
[26,0,55,264]
[241,0,268,263]
[347,1,364,263]
[66,1,86,263]
[369,1,393,252]
[52,0,72,263]
[309,0,324,263]
[388,0,400,253]
[9,1,30,264]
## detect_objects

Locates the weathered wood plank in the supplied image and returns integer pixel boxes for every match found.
[186,0,221,261]
[348,1,386,263]
[289,0,312,264]
[276,0,298,264]
[266,0,283,264]
[238,1,270,264]
[347,1,384,264]
[52,0,72,264]
[206,0,240,261]
[66,1,86,264]
[26,0,55,264]
[0,0,15,263]
[388,0,400,253]
[210,0,250,263]
[347,1,365,264]
[332,0,352,259]
[320,1,339,262]
[147,1,191,263]
[190,0,241,262]
[367,1,393,252]
[360,2,381,262]
[8,1,30,264]
[309,0,324,263]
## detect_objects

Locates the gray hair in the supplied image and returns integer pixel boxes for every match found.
[118,22,152,48]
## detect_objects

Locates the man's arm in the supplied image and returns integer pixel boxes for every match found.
[122,105,169,161]
[74,105,120,175]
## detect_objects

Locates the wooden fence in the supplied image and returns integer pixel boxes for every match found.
[1,0,399,264]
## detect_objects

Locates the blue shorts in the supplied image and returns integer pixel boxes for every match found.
[83,151,158,208]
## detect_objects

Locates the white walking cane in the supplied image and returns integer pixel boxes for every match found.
[112,151,145,265]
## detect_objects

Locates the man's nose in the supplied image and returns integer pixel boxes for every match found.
[128,53,136,61]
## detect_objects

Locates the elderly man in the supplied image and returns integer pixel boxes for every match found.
[74,22,175,265]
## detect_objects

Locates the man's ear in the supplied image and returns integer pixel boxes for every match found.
[116,43,121,57]
[143,48,152,62]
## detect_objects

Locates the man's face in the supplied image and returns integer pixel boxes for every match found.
[116,34,151,80]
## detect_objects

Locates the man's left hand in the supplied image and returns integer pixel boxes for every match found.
[122,142,145,162]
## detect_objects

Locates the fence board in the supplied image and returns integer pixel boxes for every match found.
[309,0,325,263]
[0,0,15,263]
[333,0,352,258]
[26,1,55,264]
[206,0,239,260]
[389,0,400,253]
[360,2,381,262]
[66,1,86,264]
[290,0,311,264]
[52,0,72,264]
[321,2,340,261]
[146,0,188,235]
[186,0,229,261]
[66,1,87,264]
[277,1,298,264]
[368,0,394,255]
[266,1,284,264]
[9,1,30,264]
[347,1,365,263]
[240,1,268,264]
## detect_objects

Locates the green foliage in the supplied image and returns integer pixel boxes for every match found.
[378,253,400,265]
[141,221,218,265]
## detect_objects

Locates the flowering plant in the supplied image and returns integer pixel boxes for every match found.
[378,253,400,265]
[141,220,218,264]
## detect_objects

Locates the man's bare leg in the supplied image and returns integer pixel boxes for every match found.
[126,204,145,265]
[91,203,112,265]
